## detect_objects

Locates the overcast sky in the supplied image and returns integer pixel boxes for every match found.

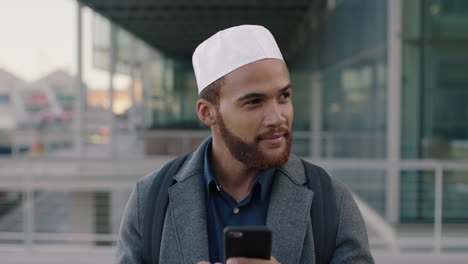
[0,0,130,90]
[0,0,76,81]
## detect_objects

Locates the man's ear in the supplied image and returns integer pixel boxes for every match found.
[196,99,217,126]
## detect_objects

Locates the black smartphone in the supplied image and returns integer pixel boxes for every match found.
[223,226,272,262]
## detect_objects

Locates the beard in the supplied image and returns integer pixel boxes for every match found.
[217,114,292,170]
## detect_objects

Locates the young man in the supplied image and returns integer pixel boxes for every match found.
[117,25,374,264]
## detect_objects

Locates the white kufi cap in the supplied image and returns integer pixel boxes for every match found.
[192,25,284,94]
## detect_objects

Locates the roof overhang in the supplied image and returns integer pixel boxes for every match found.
[78,0,318,61]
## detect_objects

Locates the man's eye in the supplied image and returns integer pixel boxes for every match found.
[246,99,260,105]
[280,92,291,99]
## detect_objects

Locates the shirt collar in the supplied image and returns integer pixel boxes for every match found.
[203,139,275,201]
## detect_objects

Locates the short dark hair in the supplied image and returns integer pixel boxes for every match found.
[199,77,224,106]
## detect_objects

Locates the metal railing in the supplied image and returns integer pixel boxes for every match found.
[308,159,468,253]
[0,157,466,252]
[0,130,467,254]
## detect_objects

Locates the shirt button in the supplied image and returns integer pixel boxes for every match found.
[233,207,240,214]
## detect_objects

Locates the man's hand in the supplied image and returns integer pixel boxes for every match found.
[197,256,280,264]
[226,257,280,264]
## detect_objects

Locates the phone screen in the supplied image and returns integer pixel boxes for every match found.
[223,226,272,262]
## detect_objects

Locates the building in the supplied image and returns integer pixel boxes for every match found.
[0,0,467,263]
[79,0,468,223]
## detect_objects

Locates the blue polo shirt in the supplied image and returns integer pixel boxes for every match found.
[204,141,275,263]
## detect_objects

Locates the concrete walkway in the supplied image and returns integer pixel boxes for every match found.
[1,245,468,264]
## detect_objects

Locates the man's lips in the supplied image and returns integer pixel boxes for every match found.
[260,133,285,140]
[261,135,284,145]
[258,130,289,145]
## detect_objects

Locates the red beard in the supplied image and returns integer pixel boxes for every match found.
[217,114,291,170]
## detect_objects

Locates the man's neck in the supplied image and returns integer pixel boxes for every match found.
[210,139,261,203]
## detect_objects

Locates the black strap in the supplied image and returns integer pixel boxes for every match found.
[142,154,190,264]
[302,160,338,264]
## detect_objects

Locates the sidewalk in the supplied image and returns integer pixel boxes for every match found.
[1,245,467,264]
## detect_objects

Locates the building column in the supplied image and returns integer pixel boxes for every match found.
[74,2,85,159]
[108,24,116,157]
[310,72,323,159]
[386,0,403,224]
[129,38,137,141]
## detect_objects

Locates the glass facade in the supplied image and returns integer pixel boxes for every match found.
[149,58,202,129]
[282,0,389,159]
[314,0,388,159]
[287,0,389,213]
[402,0,468,160]
[139,0,390,160]
[86,8,166,157]
[401,0,468,221]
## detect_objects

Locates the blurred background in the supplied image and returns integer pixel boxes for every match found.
[0,0,467,263]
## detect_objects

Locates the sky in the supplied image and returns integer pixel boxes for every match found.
[0,0,76,81]
[0,0,130,90]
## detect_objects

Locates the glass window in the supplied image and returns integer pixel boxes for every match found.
[312,0,388,158]
[402,0,468,222]
[402,0,468,161]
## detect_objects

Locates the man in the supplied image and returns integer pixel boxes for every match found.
[117,25,373,264]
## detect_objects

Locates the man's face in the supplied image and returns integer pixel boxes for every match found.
[215,59,294,170]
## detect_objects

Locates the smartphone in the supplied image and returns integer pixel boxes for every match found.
[223,226,272,262]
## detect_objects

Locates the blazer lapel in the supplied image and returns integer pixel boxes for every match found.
[267,156,314,264]
[168,172,210,263]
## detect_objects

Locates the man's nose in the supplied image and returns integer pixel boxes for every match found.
[264,102,286,127]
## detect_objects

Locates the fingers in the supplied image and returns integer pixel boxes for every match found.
[271,256,280,263]
[198,257,280,264]
[226,256,280,264]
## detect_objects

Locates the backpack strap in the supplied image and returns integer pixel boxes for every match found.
[302,160,339,264]
[142,154,190,264]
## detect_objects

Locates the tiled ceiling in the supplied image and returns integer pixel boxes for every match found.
[79,0,316,60]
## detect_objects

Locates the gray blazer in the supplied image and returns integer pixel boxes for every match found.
[116,138,374,264]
